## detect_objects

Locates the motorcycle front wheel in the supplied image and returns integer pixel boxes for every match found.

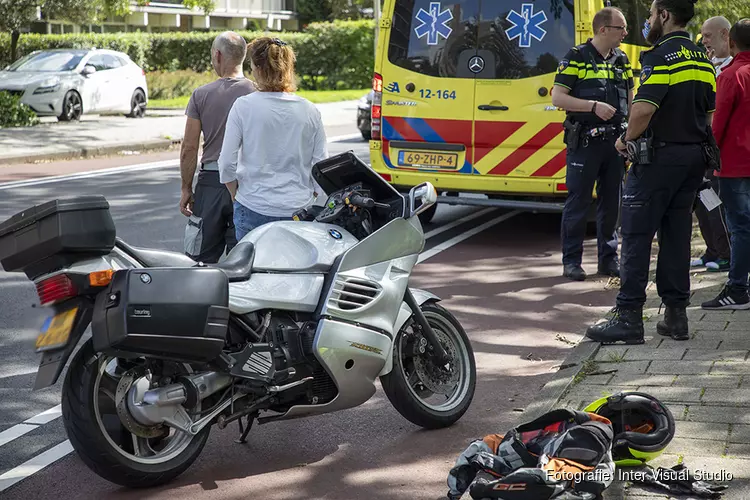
[61,339,211,488]
[380,302,476,429]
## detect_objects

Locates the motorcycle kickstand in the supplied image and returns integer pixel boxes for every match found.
[235,412,258,444]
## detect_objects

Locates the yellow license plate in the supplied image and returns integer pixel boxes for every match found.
[36,307,78,351]
[397,151,459,169]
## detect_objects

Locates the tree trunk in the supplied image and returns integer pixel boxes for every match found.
[11,30,20,63]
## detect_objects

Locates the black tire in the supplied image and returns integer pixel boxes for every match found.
[380,302,476,429]
[57,90,82,121]
[61,339,210,488]
[361,129,372,141]
[418,203,438,225]
[126,89,147,118]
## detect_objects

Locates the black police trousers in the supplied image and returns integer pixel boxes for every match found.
[561,137,625,267]
[184,170,237,264]
[617,144,706,309]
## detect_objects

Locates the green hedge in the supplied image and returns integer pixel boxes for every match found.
[0,91,40,128]
[0,20,375,90]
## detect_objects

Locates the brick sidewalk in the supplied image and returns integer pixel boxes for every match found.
[558,247,750,498]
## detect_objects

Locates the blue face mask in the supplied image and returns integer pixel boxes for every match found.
[642,20,651,40]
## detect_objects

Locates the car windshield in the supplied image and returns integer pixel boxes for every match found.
[6,51,86,72]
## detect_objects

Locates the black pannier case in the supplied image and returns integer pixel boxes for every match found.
[92,267,230,363]
[0,196,116,278]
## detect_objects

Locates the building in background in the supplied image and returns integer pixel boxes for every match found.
[30,0,298,34]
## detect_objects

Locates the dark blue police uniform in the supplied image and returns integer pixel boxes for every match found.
[554,40,635,280]
[587,31,716,344]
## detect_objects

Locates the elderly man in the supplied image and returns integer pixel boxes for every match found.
[702,16,734,76]
[688,16,733,273]
[180,31,257,263]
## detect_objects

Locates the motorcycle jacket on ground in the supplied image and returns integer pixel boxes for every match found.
[446,409,615,500]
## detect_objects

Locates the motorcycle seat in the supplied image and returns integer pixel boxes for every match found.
[116,238,197,268]
[208,241,254,282]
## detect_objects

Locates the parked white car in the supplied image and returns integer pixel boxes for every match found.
[0,48,148,121]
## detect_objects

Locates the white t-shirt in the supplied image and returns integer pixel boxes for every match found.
[218,92,328,217]
[713,56,733,77]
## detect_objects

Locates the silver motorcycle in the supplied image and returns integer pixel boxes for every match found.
[0,151,476,487]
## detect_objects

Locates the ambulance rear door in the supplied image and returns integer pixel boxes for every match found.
[379,0,480,176]
[471,0,577,194]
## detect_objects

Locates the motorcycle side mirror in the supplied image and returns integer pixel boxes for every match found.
[408,182,437,218]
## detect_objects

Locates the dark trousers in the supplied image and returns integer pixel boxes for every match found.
[561,137,625,267]
[184,170,237,263]
[719,177,750,292]
[694,171,731,261]
[617,144,706,309]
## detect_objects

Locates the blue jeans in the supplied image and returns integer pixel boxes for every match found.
[233,201,286,242]
[719,178,750,292]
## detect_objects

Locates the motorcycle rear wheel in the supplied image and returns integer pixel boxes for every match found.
[61,339,211,488]
[380,302,476,429]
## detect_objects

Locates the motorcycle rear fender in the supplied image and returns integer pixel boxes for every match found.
[378,288,440,377]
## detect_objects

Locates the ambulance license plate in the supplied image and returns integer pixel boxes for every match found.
[35,307,78,352]
[397,151,458,169]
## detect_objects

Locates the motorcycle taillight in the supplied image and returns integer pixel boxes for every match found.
[371,73,383,141]
[36,274,77,306]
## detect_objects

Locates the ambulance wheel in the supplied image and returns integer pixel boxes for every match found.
[418,204,437,225]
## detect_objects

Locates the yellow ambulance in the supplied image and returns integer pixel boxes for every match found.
[370,0,651,223]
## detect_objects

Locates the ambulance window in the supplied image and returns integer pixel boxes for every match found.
[388,0,480,78]
[607,0,651,47]
[478,0,575,79]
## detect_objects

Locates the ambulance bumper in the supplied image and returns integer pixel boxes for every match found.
[435,195,565,212]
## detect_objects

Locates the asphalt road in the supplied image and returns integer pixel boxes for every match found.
[0,138,620,499]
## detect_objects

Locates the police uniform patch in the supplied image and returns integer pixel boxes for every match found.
[640,66,652,84]
[558,60,569,73]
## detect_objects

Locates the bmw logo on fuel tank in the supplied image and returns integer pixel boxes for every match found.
[329,229,342,240]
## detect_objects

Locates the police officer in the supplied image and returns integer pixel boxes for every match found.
[586,0,715,344]
[552,7,635,282]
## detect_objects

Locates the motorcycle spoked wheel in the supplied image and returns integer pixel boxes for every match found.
[380,302,476,429]
[61,339,211,488]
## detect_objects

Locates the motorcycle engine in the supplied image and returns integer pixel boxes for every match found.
[273,317,337,405]
[228,314,337,406]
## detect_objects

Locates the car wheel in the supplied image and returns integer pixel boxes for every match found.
[58,91,83,122]
[126,89,147,118]
[361,129,371,141]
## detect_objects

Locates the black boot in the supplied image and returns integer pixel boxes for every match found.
[563,264,586,281]
[598,259,620,278]
[586,306,645,345]
[656,306,689,341]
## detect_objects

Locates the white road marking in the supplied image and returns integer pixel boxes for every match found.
[418,210,521,264]
[0,206,521,488]
[24,405,62,425]
[0,133,362,190]
[0,405,62,449]
[0,440,74,492]
[423,207,496,240]
[0,425,38,449]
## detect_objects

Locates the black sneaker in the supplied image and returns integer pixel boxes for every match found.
[701,286,750,310]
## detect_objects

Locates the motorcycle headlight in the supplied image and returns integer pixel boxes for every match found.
[33,82,61,95]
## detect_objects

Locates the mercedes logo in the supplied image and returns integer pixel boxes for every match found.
[469,56,485,74]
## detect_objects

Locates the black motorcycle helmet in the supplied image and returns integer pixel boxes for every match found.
[583,391,676,466]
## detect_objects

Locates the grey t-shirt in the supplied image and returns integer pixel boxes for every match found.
[185,77,257,164]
